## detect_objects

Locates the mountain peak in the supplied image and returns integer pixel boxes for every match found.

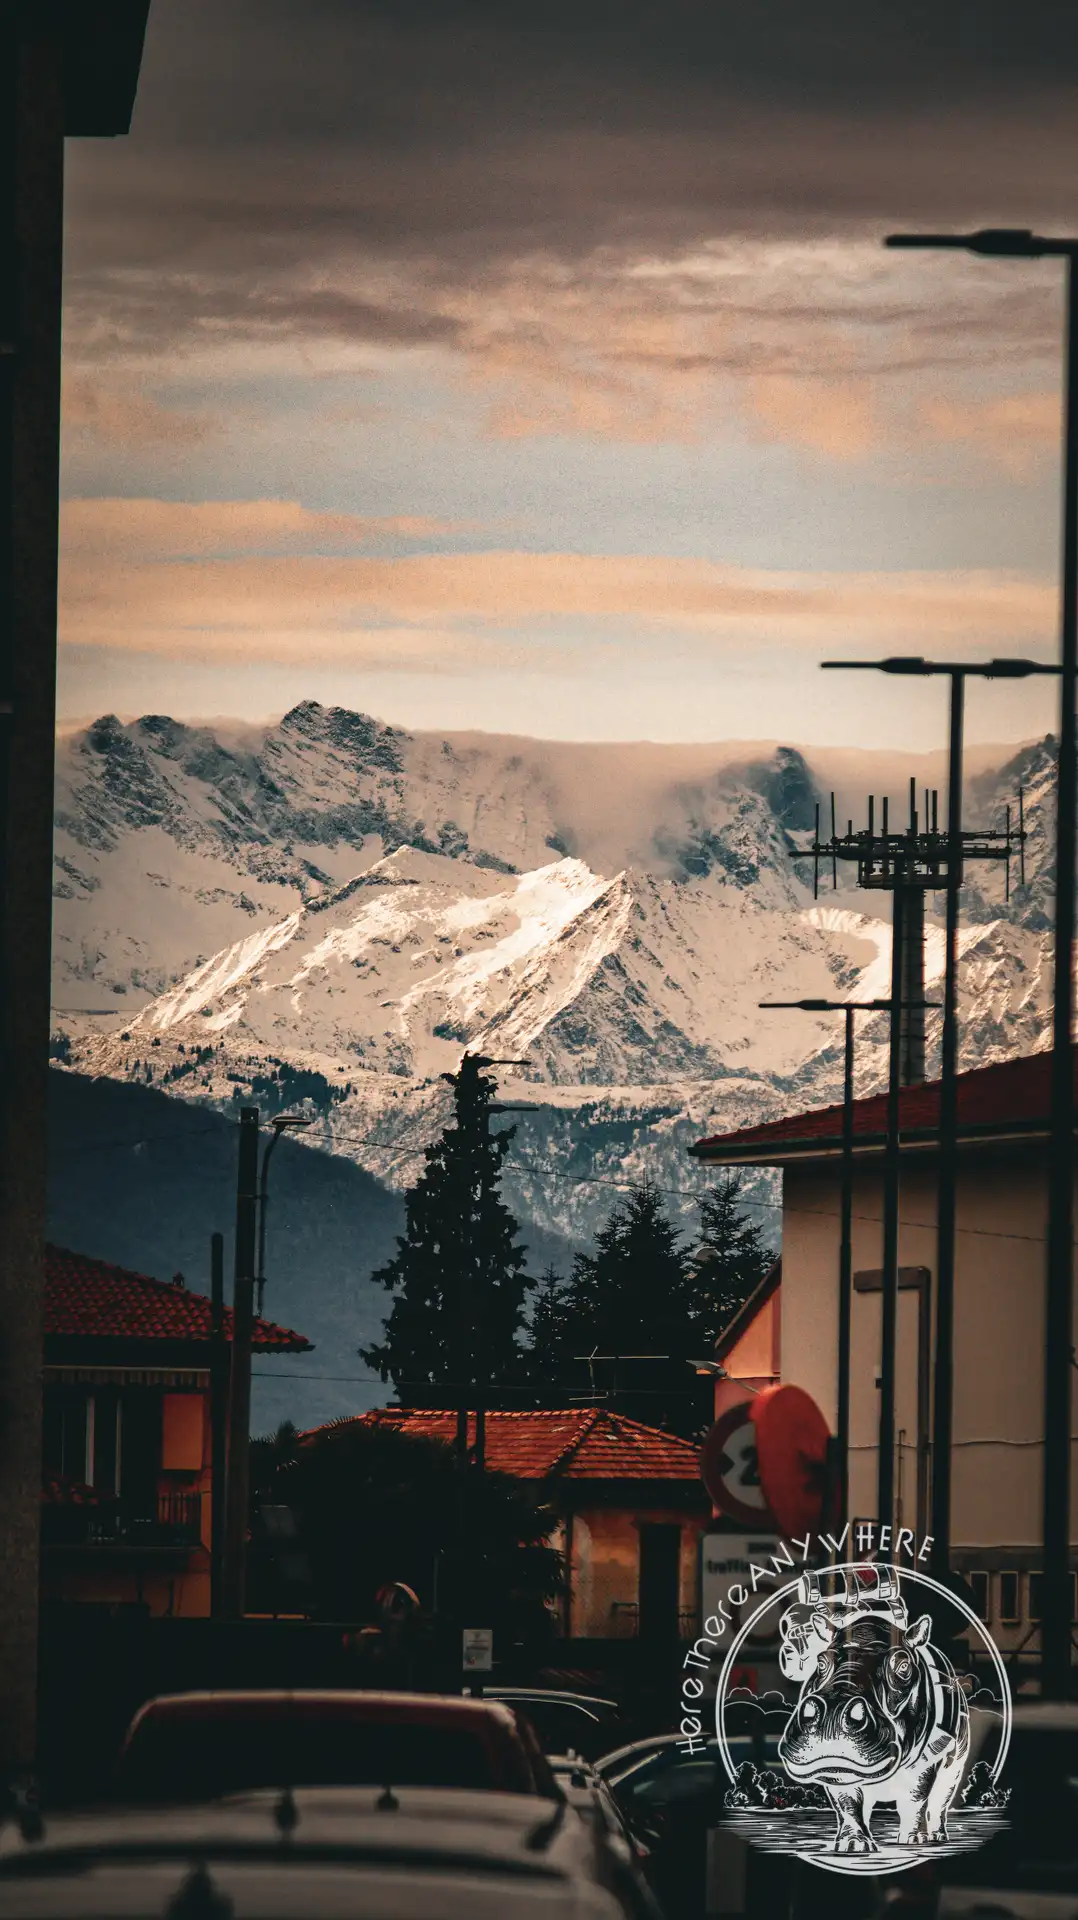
[741,745,820,832]
[279,700,404,772]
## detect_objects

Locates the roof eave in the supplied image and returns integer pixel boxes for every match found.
[691,1116,1056,1169]
[62,0,152,137]
[715,1258,781,1363]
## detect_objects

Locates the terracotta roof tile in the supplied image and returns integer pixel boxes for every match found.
[308,1408,702,1481]
[44,1245,311,1352]
[692,1048,1058,1163]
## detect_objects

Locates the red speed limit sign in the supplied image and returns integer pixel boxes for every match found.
[700,1402,777,1527]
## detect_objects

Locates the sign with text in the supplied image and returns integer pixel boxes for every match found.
[462,1627,493,1672]
[700,1531,781,1646]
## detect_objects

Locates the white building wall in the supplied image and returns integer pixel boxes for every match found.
[780,1150,1078,1551]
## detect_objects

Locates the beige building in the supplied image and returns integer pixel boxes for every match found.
[339,1408,711,1640]
[693,1050,1078,1661]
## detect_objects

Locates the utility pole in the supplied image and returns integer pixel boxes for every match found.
[760,996,936,1524]
[222,1107,259,1619]
[209,1231,227,1618]
[820,653,1054,1550]
[886,226,1078,1696]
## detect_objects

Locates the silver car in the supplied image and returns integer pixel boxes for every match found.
[0,1786,640,1919]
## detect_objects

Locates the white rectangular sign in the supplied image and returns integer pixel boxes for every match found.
[699,1530,782,1646]
[462,1627,494,1672]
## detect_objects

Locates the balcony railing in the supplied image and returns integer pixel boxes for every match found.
[608,1603,699,1640]
[42,1492,203,1551]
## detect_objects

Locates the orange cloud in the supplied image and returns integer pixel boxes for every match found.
[58,497,1055,665]
[918,392,1060,477]
[747,375,879,459]
[60,497,467,558]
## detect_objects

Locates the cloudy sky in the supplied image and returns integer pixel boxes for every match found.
[58,0,1078,747]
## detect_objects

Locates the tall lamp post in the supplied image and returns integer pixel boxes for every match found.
[822,656,1059,1574]
[887,227,1078,1696]
[256,1114,311,1318]
[761,997,936,1529]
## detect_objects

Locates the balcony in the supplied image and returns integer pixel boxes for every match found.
[42,1491,203,1552]
[608,1603,699,1640]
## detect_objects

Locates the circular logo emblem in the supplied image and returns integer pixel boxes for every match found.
[714,1561,1012,1877]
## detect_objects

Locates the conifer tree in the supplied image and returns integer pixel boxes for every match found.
[526,1178,699,1433]
[689,1170,772,1342]
[360,1054,529,1405]
[524,1173,773,1436]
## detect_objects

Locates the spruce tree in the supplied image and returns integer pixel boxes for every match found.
[526,1178,700,1433]
[524,1173,773,1436]
[360,1054,529,1405]
[689,1170,773,1343]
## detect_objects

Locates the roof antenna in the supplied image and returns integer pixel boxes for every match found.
[274,1787,298,1838]
[526,1799,568,1851]
[165,1863,234,1919]
[377,1785,400,1811]
[830,793,838,891]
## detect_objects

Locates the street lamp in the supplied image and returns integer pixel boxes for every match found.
[256,1115,311,1317]
[888,225,1078,1700]
[761,997,937,1531]
[821,655,1059,1575]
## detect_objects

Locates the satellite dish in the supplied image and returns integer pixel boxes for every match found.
[700,1402,777,1527]
[751,1384,834,1537]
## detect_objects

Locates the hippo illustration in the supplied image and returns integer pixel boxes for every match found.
[777,1589,970,1854]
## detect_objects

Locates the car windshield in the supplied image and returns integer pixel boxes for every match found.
[115,1720,514,1802]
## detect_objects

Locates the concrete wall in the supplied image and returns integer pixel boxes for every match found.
[567,1505,708,1638]
[781,1149,1078,1555]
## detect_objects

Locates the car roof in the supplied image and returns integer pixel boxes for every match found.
[127,1690,520,1731]
[0,1863,625,1920]
[0,1790,590,1876]
[1010,1703,1078,1730]
[598,1733,715,1769]
[484,1690,619,1712]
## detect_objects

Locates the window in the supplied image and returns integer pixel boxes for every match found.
[999,1571,1020,1623]
[41,1390,92,1484]
[968,1571,989,1622]
[1028,1571,1078,1621]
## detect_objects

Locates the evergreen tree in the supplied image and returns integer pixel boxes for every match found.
[523,1173,773,1436]
[525,1178,701,1433]
[360,1054,529,1405]
[689,1170,773,1343]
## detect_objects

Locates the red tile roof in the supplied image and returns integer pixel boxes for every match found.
[309,1408,702,1482]
[45,1245,311,1351]
[692,1048,1060,1165]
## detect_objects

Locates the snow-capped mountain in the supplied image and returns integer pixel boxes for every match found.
[53,702,1052,1245]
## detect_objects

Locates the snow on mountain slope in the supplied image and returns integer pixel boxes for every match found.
[54,701,1052,1245]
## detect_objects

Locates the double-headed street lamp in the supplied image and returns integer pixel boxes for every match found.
[761,997,937,1531]
[821,655,1059,1578]
[886,226,1078,1699]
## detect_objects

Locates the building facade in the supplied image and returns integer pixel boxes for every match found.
[41,1245,310,1618]
[345,1408,711,1640]
[693,1051,1078,1662]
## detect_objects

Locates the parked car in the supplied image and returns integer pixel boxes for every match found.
[0,1786,639,1919]
[873,1703,1078,1920]
[548,1754,665,1918]
[478,1688,625,1762]
[113,1689,558,1804]
[597,1729,780,1822]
